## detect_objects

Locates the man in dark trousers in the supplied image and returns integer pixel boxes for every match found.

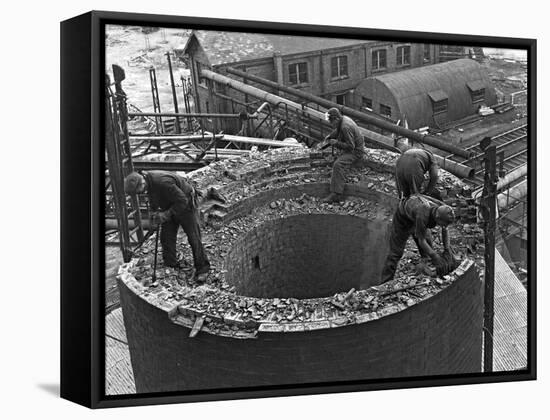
[395,147,443,258]
[321,108,366,203]
[395,147,441,199]
[380,194,456,283]
[124,170,210,282]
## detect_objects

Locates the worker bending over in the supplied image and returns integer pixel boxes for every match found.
[381,194,456,283]
[395,148,441,200]
[321,108,366,203]
[124,170,210,283]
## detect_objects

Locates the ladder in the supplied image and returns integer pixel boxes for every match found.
[105,64,146,262]
[149,67,163,134]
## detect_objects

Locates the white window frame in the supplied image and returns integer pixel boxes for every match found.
[372,49,387,71]
[288,62,308,85]
[396,45,411,67]
[331,55,349,79]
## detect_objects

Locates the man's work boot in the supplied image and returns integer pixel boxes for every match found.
[321,192,343,203]
[165,261,182,269]
[194,265,210,283]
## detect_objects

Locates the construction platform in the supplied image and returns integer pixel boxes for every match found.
[105,308,135,395]
[105,248,527,395]
[492,249,528,371]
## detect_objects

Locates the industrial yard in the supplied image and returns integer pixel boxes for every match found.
[104,26,529,395]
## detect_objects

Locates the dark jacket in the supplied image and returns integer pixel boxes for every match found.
[399,194,441,240]
[395,148,436,196]
[397,148,434,177]
[330,116,365,158]
[143,170,195,215]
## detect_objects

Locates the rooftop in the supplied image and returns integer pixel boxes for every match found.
[183,30,371,66]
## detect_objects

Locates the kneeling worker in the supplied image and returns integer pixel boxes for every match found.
[395,147,441,200]
[124,170,210,282]
[380,194,456,283]
[321,108,366,203]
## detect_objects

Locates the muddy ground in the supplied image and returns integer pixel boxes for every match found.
[106,25,192,113]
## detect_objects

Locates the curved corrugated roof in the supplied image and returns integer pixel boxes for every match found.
[356,59,496,128]
[374,58,490,102]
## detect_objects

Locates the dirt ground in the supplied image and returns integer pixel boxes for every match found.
[106,25,192,113]
[482,52,528,112]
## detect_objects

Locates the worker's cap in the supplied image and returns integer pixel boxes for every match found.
[325,107,342,122]
[435,205,455,226]
[124,172,144,194]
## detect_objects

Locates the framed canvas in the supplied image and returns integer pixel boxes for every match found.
[60,10,536,408]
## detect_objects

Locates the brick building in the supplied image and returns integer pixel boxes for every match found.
[182,31,440,121]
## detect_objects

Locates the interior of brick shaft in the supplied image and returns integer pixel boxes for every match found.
[225,213,390,299]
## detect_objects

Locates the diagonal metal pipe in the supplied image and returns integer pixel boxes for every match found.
[225,66,471,159]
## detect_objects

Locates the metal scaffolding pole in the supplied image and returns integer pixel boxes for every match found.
[480,142,497,372]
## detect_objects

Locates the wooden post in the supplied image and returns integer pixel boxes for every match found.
[207,79,218,133]
[481,142,497,372]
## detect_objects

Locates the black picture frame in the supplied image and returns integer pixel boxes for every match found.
[61,10,536,408]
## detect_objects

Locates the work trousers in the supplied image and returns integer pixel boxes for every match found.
[396,168,425,198]
[160,206,210,271]
[330,153,360,194]
[380,207,414,283]
[395,165,443,200]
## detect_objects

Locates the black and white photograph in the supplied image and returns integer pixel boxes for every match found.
[3,0,549,416]
[103,20,532,397]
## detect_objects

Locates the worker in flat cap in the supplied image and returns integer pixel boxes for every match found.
[124,170,211,283]
[395,147,442,200]
[380,194,457,283]
[321,107,366,203]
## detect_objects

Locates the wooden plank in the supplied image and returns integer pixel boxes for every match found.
[105,308,136,395]
[492,249,528,371]
[222,135,302,148]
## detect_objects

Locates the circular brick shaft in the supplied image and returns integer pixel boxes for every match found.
[117,146,485,393]
[226,214,390,299]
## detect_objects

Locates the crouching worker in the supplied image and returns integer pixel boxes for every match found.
[395,147,442,200]
[321,107,366,203]
[124,170,210,283]
[380,194,456,283]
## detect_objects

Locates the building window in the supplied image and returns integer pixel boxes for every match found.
[467,80,487,104]
[336,93,347,106]
[288,62,308,85]
[429,90,448,115]
[195,62,207,87]
[471,88,485,103]
[423,44,431,63]
[432,99,448,115]
[380,104,392,117]
[331,55,348,79]
[362,97,373,111]
[396,46,411,66]
[372,49,387,71]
